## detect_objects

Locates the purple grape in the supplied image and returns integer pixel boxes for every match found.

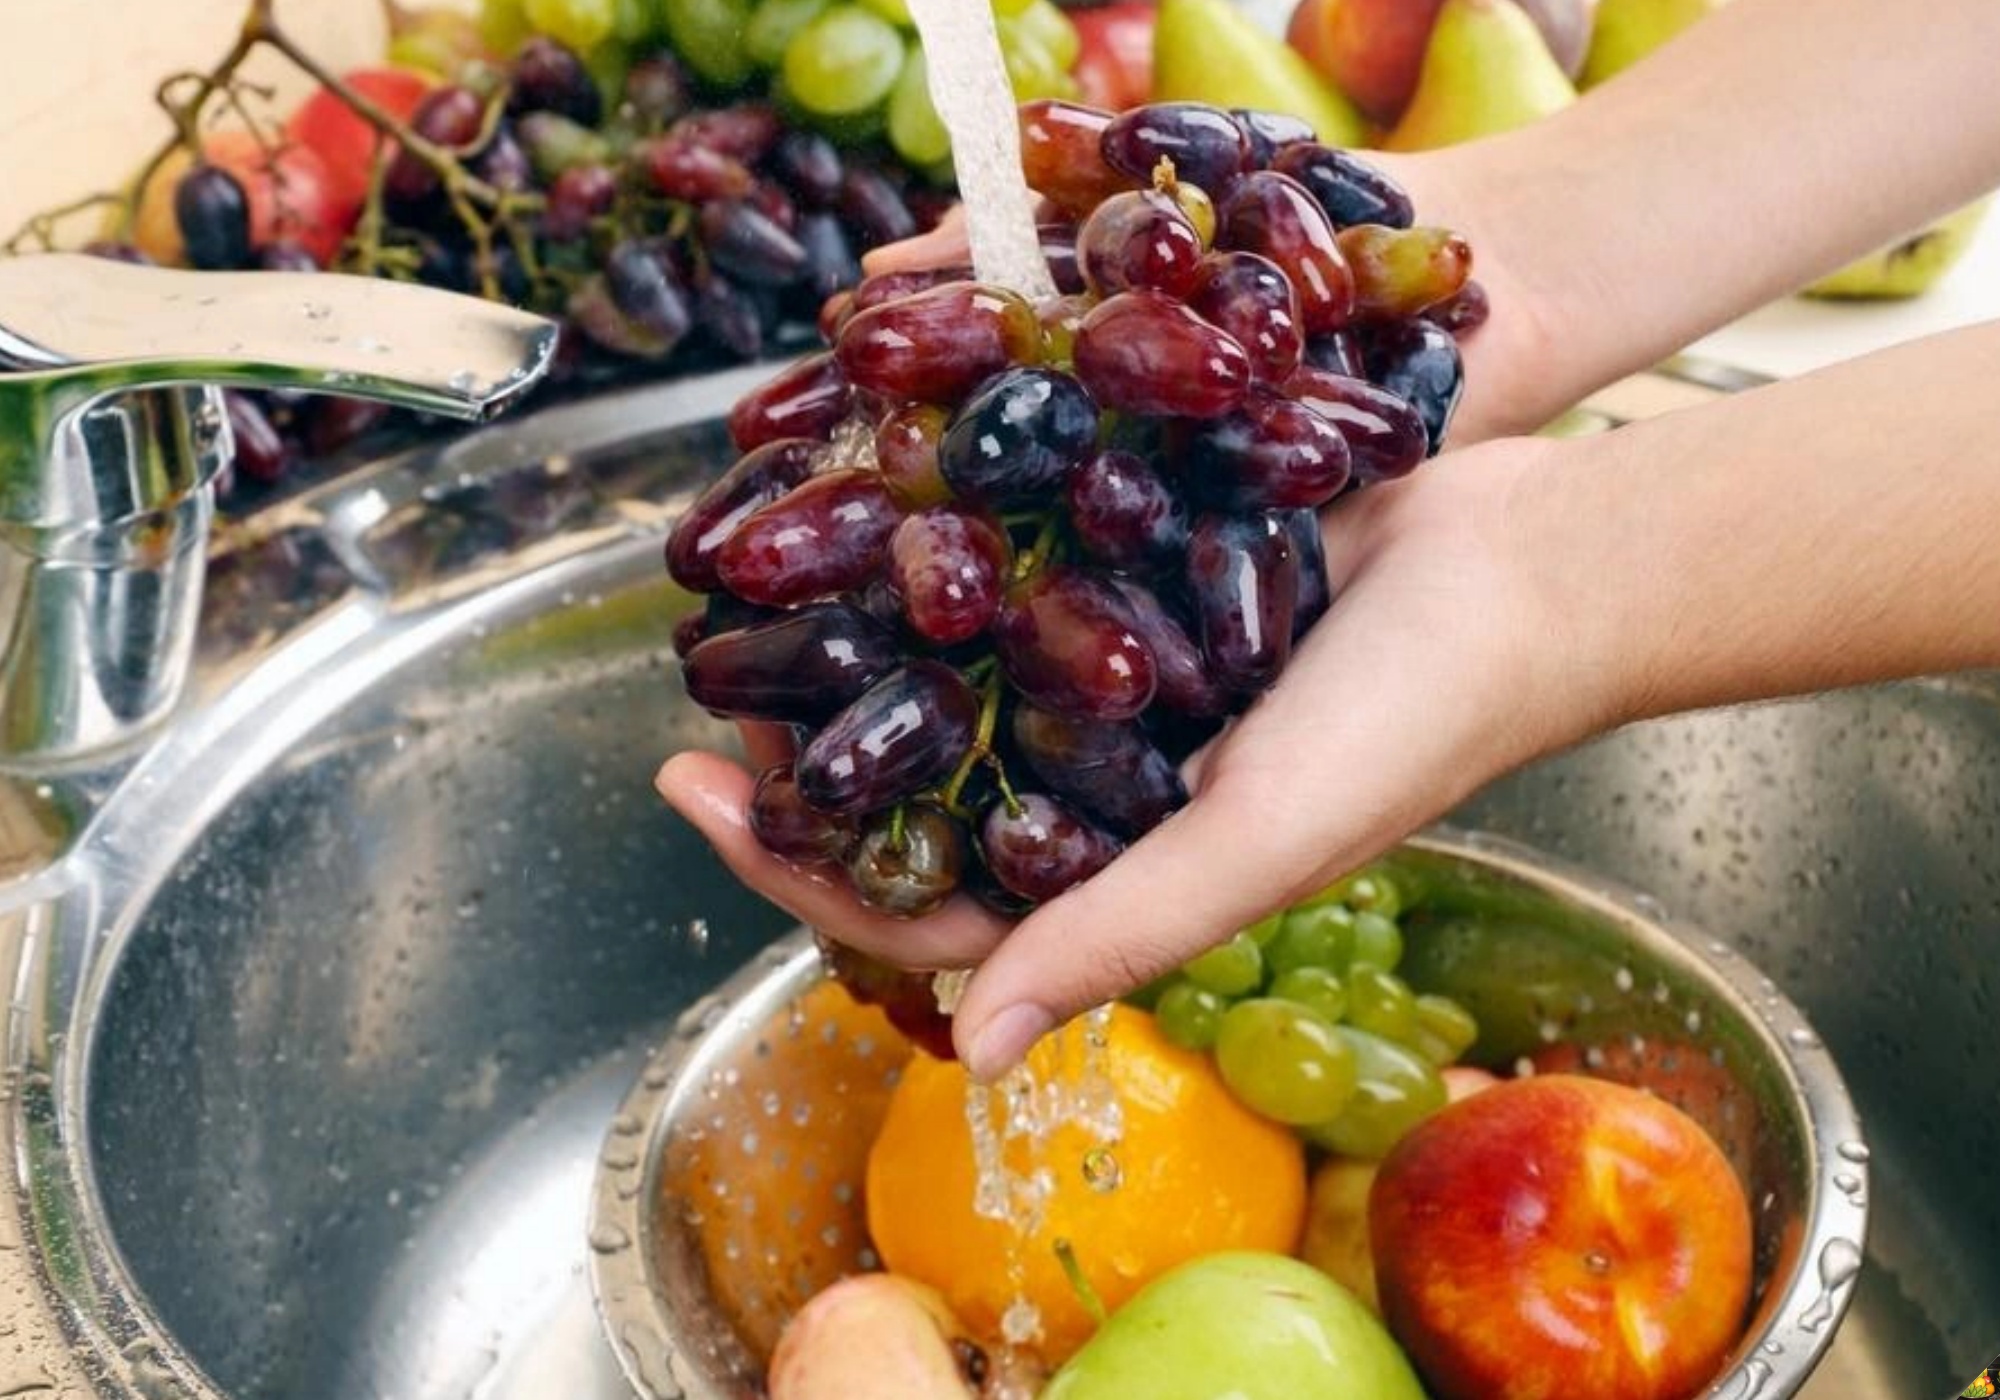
[1424,280,1492,337]
[747,180,801,233]
[673,105,784,163]
[1189,250,1305,386]
[1011,706,1189,838]
[1106,579,1232,718]
[543,163,617,240]
[887,507,1012,645]
[770,130,845,208]
[1040,222,1086,295]
[1270,144,1415,230]
[796,662,981,817]
[1217,171,1355,335]
[836,282,1041,405]
[222,392,293,483]
[1304,331,1367,378]
[1074,290,1252,419]
[474,124,534,193]
[750,764,855,864]
[641,136,756,201]
[1077,189,1204,298]
[837,167,917,249]
[624,54,693,125]
[255,240,320,272]
[682,601,899,724]
[1065,449,1188,572]
[939,368,1099,507]
[848,803,966,917]
[605,240,692,348]
[1101,102,1252,197]
[510,36,602,125]
[1232,108,1317,165]
[664,438,816,592]
[875,404,953,510]
[795,211,861,303]
[175,166,251,270]
[1186,512,1299,694]
[728,352,852,452]
[1282,508,1333,639]
[1184,391,1352,511]
[1360,322,1465,457]
[979,794,1123,904]
[995,567,1156,721]
[716,469,903,606]
[700,199,809,286]
[1283,365,1429,486]
[694,272,766,360]
[388,86,487,204]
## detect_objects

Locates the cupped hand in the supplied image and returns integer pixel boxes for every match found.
[657,435,1619,1079]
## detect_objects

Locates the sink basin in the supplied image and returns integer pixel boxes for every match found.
[0,361,1991,1398]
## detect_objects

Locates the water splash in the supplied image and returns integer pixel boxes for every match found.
[906,0,1057,300]
[1796,1237,1864,1333]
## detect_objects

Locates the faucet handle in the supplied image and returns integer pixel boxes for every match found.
[0,252,558,425]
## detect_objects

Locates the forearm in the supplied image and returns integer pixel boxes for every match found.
[1408,0,2000,439]
[1525,318,2000,724]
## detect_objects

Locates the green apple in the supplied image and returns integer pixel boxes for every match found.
[1040,1251,1426,1400]
[1581,0,1728,88]
[1803,198,1991,300]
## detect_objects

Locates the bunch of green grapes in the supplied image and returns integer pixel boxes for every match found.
[1135,867,1482,1160]
[482,0,1080,173]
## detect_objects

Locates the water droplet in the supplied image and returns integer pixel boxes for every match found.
[602,1143,641,1172]
[1613,966,1636,993]
[1717,1357,1773,1400]
[1081,1148,1122,1193]
[1582,1249,1611,1275]
[611,1111,644,1136]
[591,1222,632,1254]
[1833,1171,1861,1195]
[1762,1340,1783,1356]
[1796,1237,1864,1333]
[1000,1298,1043,1347]
[449,368,480,392]
[1836,1139,1871,1164]
[1786,1026,1821,1049]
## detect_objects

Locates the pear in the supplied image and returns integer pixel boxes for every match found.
[1580,0,1728,88]
[1040,1251,1427,1400]
[1153,0,1368,149]
[1803,198,1992,300]
[1383,0,1578,152]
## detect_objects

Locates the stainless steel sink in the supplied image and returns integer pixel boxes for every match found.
[0,361,1991,1399]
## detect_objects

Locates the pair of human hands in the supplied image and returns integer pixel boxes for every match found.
[656,173,1610,1080]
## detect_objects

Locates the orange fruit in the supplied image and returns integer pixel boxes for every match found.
[865,1003,1308,1364]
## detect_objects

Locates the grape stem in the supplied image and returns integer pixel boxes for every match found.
[938,670,1017,819]
[1013,513,1065,583]
[1052,1239,1109,1326]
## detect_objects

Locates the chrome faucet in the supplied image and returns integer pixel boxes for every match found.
[0,253,558,770]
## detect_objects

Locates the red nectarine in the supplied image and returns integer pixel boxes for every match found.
[1369,1073,1754,1400]
[1287,0,1448,128]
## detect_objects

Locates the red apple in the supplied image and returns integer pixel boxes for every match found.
[1369,1073,1754,1400]
[1287,0,1448,128]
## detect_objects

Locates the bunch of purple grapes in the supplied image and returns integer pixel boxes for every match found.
[666,98,1483,981]
[196,34,949,503]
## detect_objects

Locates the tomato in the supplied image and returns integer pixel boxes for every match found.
[130,130,353,269]
[1070,1,1155,112]
[283,67,435,217]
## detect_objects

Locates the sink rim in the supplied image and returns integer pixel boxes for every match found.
[590,826,1870,1400]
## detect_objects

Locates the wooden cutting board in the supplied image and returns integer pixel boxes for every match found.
[0,0,404,236]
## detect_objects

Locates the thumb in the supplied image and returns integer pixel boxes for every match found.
[949,766,1330,1080]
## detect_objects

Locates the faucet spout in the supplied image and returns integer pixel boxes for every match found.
[0,253,560,770]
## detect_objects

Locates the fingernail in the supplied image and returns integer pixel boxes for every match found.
[964,1004,1055,1083]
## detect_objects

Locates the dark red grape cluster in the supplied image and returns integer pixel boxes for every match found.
[159,35,950,504]
[666,98,1482,988]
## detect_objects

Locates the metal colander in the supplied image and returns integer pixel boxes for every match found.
[587,828,1870,1400]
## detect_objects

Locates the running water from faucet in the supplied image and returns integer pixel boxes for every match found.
[906,0,1058,302]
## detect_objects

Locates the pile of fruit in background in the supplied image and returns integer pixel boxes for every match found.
[1967,1359,2000,1399]
[6,0,1981,514]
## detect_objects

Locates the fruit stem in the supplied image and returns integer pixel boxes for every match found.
[939,671,1005,816]
[1052,1239,1109,1326]
[887,802,909,854]
[1150,156,1180,198]
[1014,513,1064,582]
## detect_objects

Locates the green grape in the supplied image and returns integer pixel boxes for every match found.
[1155,981,1227,1052]
[663,0,756,88]
[1269,966,1346,1026]
[525,0,619,51]
[989,0,1037,15]
[1348,908,1404,971]
[998,0,1079,72]
[1245,911,1286,946]
[746,0,831,67]
[1000,33,1076,102]
[1182,931,1265,998]
[783,5,907,116]
[615,0,657,42]
[887,50,952,166]
[1410,993,1480,1066]
[480,0,535,54]
[1327,868,1403,919]
[585,39,632,109]
[859,0,914,25]
[1345,964,1417,1043]
[1265,904,1354,977]
[1214,999,1359,1126]
[1303,1028,1446,1159]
